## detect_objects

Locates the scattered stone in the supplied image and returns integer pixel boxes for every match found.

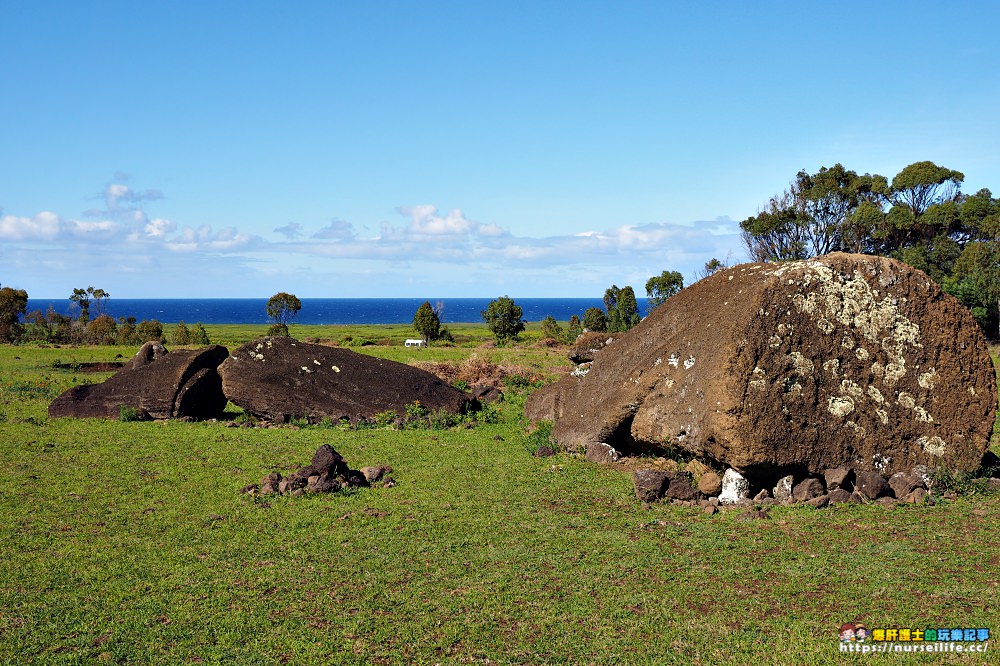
[828,488,854,504]
[987,478,1000,493]
[855,471,890,500]
[877,496,898,508]
[752,489,771,502]
[472,384,504,404]
[773,475,794,503]
[889,471,926,499]
[719,469,750,504]
[823,466,853,491]
[792,478,825,502]
[249,445,385,498]
[703,504,717,515]
[361,466,386,483]
[633,469,670,503]
[567,332,616,364]
[240,483,259,494]
[805,494,830,509]
[663,474,700,501]
[533,446,556,458]
[686,459,712,478]
[736,508,769,521]
[585,442,621,465]
[904,487,929,504]
[697,471,722,496]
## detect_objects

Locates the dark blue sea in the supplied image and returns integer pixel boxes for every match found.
[25,298,649,325]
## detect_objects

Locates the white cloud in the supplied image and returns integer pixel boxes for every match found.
[0,211,62,241]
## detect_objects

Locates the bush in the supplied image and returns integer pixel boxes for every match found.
[582,307,608,332]
[136,320,164,343]
[86,315,118,345]
[190,323,210,345]
[172,321,191,345]
[481,296,526,344]
[267,323,290,338]
[540,315,564,342]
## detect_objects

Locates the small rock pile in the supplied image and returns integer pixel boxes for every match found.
[241,444,394,497]
[633,457,1000,511]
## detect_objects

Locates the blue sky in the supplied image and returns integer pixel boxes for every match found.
[2,1,998,298]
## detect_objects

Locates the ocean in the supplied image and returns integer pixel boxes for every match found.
[24,298,650,325]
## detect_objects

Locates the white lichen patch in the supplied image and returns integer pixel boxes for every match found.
[969,386,977,396]
[313,359,321,366]
[331,365,340,373]
[571,363,591,377]
[883,361,906,387]
[653,357,662,367]
[300,366,313,373]
[668,353,680,368]
[828,396,855,417]
[918,369,938,390]
[896,392,916,410]
[873,453,892,472]
[876,408,889,425]
[823,359,840,376]
[787,351,814,376]
[867,386,884,404]
[855,347,870,361]
[846,420,866,438]
[840,379,864,401]
[918,435,947,457]
[749,367,768,391]
[913,406,933,423]
[768,335,782,349]
[841,335,855,350]
[777,323,792,335]
[816,318,835,334]
[683,355,696,370]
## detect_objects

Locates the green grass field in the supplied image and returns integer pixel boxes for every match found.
[1,333,998,665]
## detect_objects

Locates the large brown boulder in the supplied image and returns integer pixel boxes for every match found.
[49,342,229,420]
[526,253,997,476]
[219,337,473,423]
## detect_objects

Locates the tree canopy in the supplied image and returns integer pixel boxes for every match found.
[645,270,684,309]
[0,285,28,343]
[266,292,302,326]
[481,296,525,344]
[741,160,1000,338]
[412,301,441,343]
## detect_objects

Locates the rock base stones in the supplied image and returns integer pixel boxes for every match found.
[626,456,984,510]
[243,445,394,497]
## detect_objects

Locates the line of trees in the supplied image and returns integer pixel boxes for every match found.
[740,161,1000,339]
[0,284,209,345]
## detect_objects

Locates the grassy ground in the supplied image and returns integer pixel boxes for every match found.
[1,334,998,664]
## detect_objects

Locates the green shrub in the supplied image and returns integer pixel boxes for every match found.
[118,406,140,422]
[266,323,290,338]
[172,321,191,345]
[190,322,210,345]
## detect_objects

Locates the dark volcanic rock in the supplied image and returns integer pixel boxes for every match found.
[526,253,996,476]
[568,332,616,365]
[218,337,473,423]
[633,469,670,503]
[48,344,229,420]
[855,471,890,500]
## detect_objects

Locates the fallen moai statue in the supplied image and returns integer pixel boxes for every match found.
[48,341,230,420]
[219,336,474,423]
[527,253,997,480]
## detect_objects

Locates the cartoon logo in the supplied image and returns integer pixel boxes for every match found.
[839,623,856,643]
